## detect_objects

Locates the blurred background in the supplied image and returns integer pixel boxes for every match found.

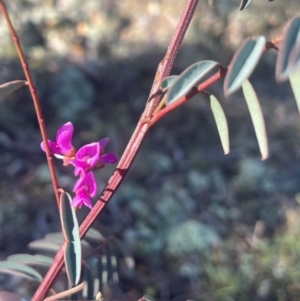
[1,0,300,300]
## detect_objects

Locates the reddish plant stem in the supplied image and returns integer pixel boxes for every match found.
[151,68,227,125]
[150,33,283,126]
[31,1,199,300]
[145,0,199,116]
[0,1,60,208]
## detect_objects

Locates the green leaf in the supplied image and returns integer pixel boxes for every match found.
[289,41,300,68]
[60,192,82,286]
[242,80,268,160]
[31,233,91,255]
[44,233,64,244]
[224,36,266,96]
[239,0,251,10]
[60,191,80,242]
[209,94,230,155]
[64,241,82,286]
[0,261,42,281]
[276,16,300,82]
[166,60,219,105]
[160,76,178,92]
[110,255,119,283]
[289,69,300,114]
[87,257,100,294]
[7,254,53,267]
[28,240,60,252]
[0,80,26,101]
[84,228,104,242]
[82,263,94,300]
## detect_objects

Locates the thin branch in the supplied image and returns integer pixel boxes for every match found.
[31,1,199,300]
[150,33,284,125]
[0,1,60,208]
[144,0,199,117]
[150,68,227,125]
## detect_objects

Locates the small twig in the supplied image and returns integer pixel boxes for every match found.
[144,0,200,117]
[0,1,60,209]
[43,281,86,301]
[150,68,227,125]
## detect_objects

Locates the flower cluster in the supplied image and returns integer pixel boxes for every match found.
[41,122,117,209]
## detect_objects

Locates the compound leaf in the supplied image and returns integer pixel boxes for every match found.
[0,261,42,281]
[224,36,266,96]
[209,94,230,154]
[166,60,219,105]
[44,233,65,244]
[7,254,52,267]
[28,240,60,253]
[242,80,268,160]
[276,16,300,82]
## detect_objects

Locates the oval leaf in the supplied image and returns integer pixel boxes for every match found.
[242,80,268,160]
[166,60,219,105]
[224,36,266,96]
[239,0,251,10]
[0,261,42,281]
[84,228,104,242]
[44,232,91,254]
[276,16,300,82]
[60,191,80,242]
[82,264,94,300]
[44,233,64,244]
[160,76,178,92]
[7,254,53,267]
[64,241,82,286]
[289,40,300,69]
[289,69,300,115]
[0,80,26,101]
[209,94,230,154]
[28,239,60,253]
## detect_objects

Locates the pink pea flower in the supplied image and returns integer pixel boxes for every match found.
[97,138,118,167]
[70,142,100,175]
[72,172,97,209]
[70,138,118,175]
[41,122,75,158]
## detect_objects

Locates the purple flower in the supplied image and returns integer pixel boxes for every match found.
[72,172,97,209]
[97,138,118,166]
[70,142,100,175]
[70,138,118,175]
[41,122,75,157]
